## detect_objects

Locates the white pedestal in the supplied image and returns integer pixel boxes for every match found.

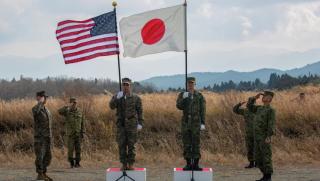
[174,168,213,181]
[106,168,146,181]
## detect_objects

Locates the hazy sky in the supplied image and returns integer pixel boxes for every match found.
[0,0,320,81]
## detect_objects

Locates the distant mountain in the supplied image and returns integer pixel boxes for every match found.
[142,61,320,90]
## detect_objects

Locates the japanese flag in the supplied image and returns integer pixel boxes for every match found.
[119,5,186,58]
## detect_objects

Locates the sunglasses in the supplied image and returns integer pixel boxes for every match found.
[122,83,130,86]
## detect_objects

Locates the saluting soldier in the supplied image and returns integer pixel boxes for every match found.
[233,100,256,168]
[109,78,144,171]
[32,91,53,181]
[247,91,276,181]
[176,77,206,171]
[58,97,85,168]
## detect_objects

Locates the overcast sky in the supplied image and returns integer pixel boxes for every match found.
[0,0,320,81]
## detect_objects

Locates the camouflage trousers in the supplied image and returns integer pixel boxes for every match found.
[67,134,82,163]
[255,138,273,174]
[116,119,137,165]
[182,123,201,159]
[245,130,255,162]
[34,136,52,174]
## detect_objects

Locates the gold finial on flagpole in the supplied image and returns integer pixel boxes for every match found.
[112,1,117,7]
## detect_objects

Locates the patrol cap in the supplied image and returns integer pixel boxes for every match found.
[263,91,275,97]
[187,77,196,83]
[122,77,132,84]
[69,97,77,103]
[36,91,48,98]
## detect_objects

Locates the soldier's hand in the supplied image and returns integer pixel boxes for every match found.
[255,93,263,99]
[183,92,189,99]
[265,137,272,144]
[200,124,206,131]
[137,124,143,131]
[240,101,247,105]
[116,91,124,99]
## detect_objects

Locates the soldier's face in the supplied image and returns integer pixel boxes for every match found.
[262,95,273,104]
[187,82,195,91]
[123,83,130,93]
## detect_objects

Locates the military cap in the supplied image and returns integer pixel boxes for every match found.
[122,77,132,84]
[69,97,77,103]
[264,91,275,97]
[187,77,196,83]
[36,91,48,97]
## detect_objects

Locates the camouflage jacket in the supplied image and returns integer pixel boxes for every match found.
[247,97,276,140]
[233,103,255,132]
[176,91,206,126]
[58,106,84,136]
[32,102,52,138]
[109,93,144,126]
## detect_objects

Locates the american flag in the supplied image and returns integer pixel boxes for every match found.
[56,11,119,64]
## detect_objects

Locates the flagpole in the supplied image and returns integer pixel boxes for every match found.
[113,1,122,91]
[184,0,188,91]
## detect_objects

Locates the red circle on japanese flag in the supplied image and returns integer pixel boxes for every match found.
[141,19,165,45]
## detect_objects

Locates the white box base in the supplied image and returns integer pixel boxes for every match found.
[106,168,146,181]
[174,168,213,181]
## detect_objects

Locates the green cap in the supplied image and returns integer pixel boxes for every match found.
[187,77,196,83]
[122,77,132,84]
[36,91,48,98]
[69,97,77,103]
[264,91,275,97]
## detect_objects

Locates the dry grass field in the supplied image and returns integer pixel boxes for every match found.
[0,86,320,170]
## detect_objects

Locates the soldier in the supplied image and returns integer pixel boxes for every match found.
[32,91,53,181]
[58,97,85,168]
[176,77,206,171]
[247,91,276,181]
[109,78,144,171]
[233,100,256,168]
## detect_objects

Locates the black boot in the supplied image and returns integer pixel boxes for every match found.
[256,174,266,181]
[70,158,75,168]
[75,160,81,168]
[193,158,203,171]
[183,158,192,171]
[264,174,272,181]
[245,161,255,169]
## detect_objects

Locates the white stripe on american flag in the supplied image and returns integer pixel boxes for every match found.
[64,48,119,61]
[62,41,118,54]
[56,20,94,30]
[60,33,117,48]
[56,17,118,64]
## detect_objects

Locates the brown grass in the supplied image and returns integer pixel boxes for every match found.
[0,86,320,167]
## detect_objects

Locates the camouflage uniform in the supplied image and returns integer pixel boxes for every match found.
[32,102,52,174]
[58,105,84,164]
[109,93,143,165]
[176,90,206,160]
[233,102,255,163]
[247,96,276,175]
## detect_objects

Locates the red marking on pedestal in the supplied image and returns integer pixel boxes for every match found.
[107,168,146,172]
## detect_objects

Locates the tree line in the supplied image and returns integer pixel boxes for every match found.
[168,73,320,92]
[0,76,156,100]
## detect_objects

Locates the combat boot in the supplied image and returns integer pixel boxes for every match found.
[120,164,127,171]
[264,174,272,181]
[256,174,266,181]
[70,160,75,168]
[36,173,47,180]
[183,158,192,171]
[127,164,134,170]
[75,160,81,168]
[245,161,255,169]
[193,158,203,171]
[43,173,53,181]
